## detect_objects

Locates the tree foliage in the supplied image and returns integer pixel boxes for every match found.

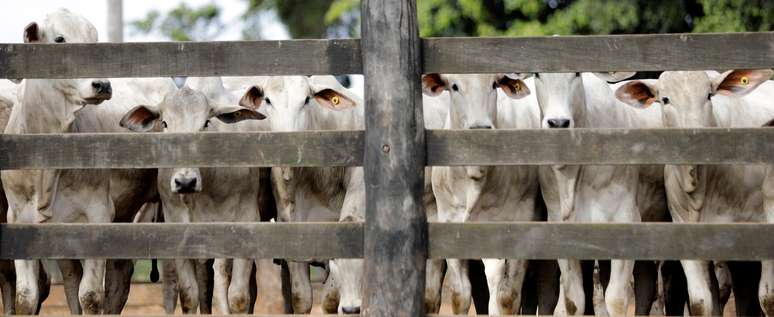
[129,0,774,41]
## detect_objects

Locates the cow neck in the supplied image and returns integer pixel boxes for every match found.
[13,79,83,133]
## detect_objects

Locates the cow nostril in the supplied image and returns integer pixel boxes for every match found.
[547,119,571,129]
[342,306,360,314]
[92,81,111,94]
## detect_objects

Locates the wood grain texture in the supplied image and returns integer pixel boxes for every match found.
[427,128,774,165]
[423,32,774,73]
[3,222,772,261]
[0,39,361,78]
[428,222,774,261]
[0,223,362,260]
[362,0,427,316]
[0,131,363,169]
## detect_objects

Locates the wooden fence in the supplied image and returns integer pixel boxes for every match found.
[2,1,774,316]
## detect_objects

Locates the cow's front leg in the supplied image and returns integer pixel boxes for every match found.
[79,259,105,314]
[555,259,585,315]
[447,258,471,314]
[104,259,134,314]
[15,259,40,315]
[424,259,445,314]
[681,260,718,316]
[0,260,15,315]
[288,261,312,313]
[496,259,528,315]
[605,259,633,316]
[760,260,774,316]
[213,259,232,314]
[482,258,505,315]
[58,259,83,314]
[228,258,253,314]
[175,258,200,314]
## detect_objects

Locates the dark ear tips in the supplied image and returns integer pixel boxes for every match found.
[24,22,40,43]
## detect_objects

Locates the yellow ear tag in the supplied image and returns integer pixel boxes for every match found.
[331,95,340,106]
[741,76,749,85]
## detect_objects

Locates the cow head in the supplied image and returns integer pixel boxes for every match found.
[239,76,358,132]
[23,9,111,106]
[616,70,772,128]
[120,85,264,194]
[421,73,529,130]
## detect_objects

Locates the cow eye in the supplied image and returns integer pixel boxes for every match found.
[304,96,310,105]
[451,84,459,92]
[264,98,271,105]
[707,93,713,100]
[492,82,498,90]
[54,36,65,43]
[575,72,581,77]
[204,120,210,128]
[161,121,168,129]
[661,97,670,105]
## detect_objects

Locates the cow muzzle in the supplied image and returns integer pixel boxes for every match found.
[171,168,202,194]
[84,80,112,104]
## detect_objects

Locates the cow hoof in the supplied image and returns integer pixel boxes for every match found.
[16,287,38,315]
[79,290,103,314]
[228,293,249,314]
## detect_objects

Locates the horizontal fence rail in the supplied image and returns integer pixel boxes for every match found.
[3,32,774,78]
[2,222,773,260]
[423,32,774,73]
[3,128,774,169]
[0,131,363,169]
[0,39,361,78]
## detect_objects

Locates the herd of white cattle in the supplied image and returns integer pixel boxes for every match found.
[0,7,773,316]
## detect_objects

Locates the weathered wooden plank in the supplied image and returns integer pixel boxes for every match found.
[362,0,427,316]
[429,222,774,261]
[0,39,361,78]
[0,223,362,260]
[427,128,774,166]
[423,32,774,73]
[0,131,363,169]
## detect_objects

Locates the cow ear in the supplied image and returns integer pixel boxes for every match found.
[24,22,41,43]
[120,105,160,132]
[239,86,265,110]
[212,104,265,123]
[594,72,636,83]
[314,88,356,110]
[615,81,658,108]
[422,74,447,96]
[713,69,773,97]
[763,118,774,127]
[497,75,530,99]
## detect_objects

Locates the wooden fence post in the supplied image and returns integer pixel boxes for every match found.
[361,0,427,316]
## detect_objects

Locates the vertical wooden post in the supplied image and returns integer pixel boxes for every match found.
[361,0,426,316]
[107,0,124,42]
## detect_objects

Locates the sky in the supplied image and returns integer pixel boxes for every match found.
[0,0,291,43]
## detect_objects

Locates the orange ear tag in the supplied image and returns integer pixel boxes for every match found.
[331,95,341,106]
[741,76,749,85]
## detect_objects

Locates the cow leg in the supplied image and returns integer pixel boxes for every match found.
[761,260,774,315]
[482,259,505,315]
[78,259,105,314]
[14,259,40,315]
[715,261,732,312]
[212,259,231,314]
[727,261,763,316]
[681,260,718,316]
[520,260,539,315]
[195,259,214,314]
[424,259,445,314]
[104,259,134,314]
[227,258,253,314]
[634,260,658,315]
[58,259,83,314]
[248,262,257,314]
[554,259,585,316]
[161,259,179,314]
[592,261,609,316]
[0,260,15,315]
[321,263,339,314]
[662,260,688,315]
[288,262,312,313]
[498,259,528,314]
[605,259,633,316]
[446,258,471,314]
[175,259,200,314]
[537,260,560,315]
[35,261,50,314]
[468,259,489,315]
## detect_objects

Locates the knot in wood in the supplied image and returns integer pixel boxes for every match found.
[382,144,390,153]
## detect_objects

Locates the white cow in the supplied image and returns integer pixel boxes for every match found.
[1,9,115,314]
[0,80,20,314]
[120,77,266,314]
[616,69,774,316]
[237,75,365,314]
[420,73,555,315]
[527,71,669,316]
